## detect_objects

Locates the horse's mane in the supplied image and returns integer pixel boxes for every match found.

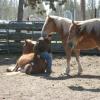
[50,15,71,21]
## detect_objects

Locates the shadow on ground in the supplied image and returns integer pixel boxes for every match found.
[32,74,100,80]
[68,85,100,92]
[0,54,20,65]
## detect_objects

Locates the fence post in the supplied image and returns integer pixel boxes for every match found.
[32,21,34,40]
[6,29,10,54]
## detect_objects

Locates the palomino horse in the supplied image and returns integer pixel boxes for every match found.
[42,15,84,75]
[67,19,100,73]
[7,39,47,74]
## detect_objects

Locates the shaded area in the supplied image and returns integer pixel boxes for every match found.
[68,85,100,92]
[0,54,19,65]
[42,74,100,80]
[0,53,65,65]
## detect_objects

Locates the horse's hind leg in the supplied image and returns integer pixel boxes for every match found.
[24,64,32,74]
[74,49,83,75]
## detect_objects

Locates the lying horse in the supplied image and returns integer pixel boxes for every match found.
[7,39,47,74]
[66,19,100,74]
[42,15,84,75]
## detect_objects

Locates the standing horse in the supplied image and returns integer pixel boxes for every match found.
[67,19,100,73]
[42,15,84,75]
[7,39,47,74]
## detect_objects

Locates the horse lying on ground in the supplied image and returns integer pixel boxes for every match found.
[66,19,100,74]
[7,39,47,74]
[41,15,99,75]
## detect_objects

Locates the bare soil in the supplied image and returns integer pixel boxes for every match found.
[0,54,100,100]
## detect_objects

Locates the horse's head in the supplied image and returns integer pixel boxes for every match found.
[23,39,36,54]
[42,15,58,37]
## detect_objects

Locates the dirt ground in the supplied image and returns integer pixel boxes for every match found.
[0,54,100,100]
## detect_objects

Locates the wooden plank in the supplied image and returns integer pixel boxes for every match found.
[0,21,44,31]
[0,32,41,40]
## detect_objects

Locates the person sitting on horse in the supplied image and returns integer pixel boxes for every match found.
[34,35,52,74]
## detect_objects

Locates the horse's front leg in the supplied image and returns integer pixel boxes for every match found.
[62,39,72,75]
[64,45,72,75]
[74,49,83,75]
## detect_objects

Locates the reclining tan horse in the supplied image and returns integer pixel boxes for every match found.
[66,19,100,74]
[7,39,47,74]
[42,15,99,75]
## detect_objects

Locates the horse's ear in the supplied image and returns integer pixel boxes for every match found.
[72,20,74,24]
[72,20,77,26]
[72,20,80,27]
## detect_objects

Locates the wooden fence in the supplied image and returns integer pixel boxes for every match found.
[0,21,99,55]
[0,21,64,53]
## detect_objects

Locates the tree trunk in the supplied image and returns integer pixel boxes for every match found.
[16,0,24,42]
[80,0,85,20]
[17,0,24,21]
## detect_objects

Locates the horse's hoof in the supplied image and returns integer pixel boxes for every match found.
[77,72,82,76]
[6,69,11,72]
[78,70,83,76]
[66,69,70,74]
[63,72,70,76]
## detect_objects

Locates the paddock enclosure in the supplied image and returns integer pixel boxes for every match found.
[0,21,100,55]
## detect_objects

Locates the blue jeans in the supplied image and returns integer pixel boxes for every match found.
[40,52,52,71]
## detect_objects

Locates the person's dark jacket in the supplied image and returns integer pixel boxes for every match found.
[34,37,51,54]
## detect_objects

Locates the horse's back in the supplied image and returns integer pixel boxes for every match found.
[17,53,35,67]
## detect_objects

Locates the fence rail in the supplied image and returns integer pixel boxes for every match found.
[0,21,99,55]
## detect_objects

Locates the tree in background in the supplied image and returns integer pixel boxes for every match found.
[0,0,18,20]
[0,0,100,20]
[97,0,100,17]
[87,0,96,18]
[24,0,46,20]
[27,0,67,12]
[50,0,74,18]
[50,0,67,17]
[80,0,85,20]
[17,0,24,21]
